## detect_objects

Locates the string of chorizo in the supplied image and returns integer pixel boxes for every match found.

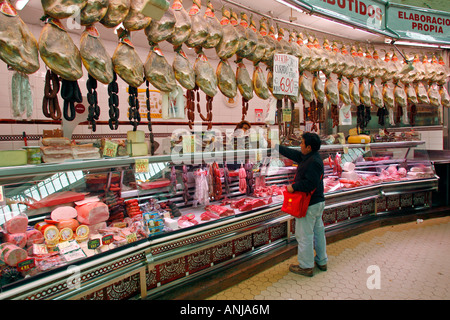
[146,80,156,155]
[61,79,82,121]
[186,88,195,130]
[86,74,100,132]
[211,162,222,201]
[128,86,140,131]
[107,72,120,130]
[42,69,61,120]
[241,97,249,120]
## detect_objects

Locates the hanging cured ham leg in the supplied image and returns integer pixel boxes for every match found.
[42,0,88,19]
[39,17,83,81]
[100,0,130,28]
[0,0,39,74]
[80,0,108,26]
[80,25,113,85]
[112,28,144,88]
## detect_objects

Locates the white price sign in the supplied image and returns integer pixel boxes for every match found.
[273,54,299,96]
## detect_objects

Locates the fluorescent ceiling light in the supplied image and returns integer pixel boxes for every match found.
[15,0,29,10]
[275,0,303,13]
[388,39,441,48]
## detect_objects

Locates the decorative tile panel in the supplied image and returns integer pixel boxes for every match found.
[233,235,252,256]
[386,195,400,211]
[376,196,387,213]
[157,258,186,285]
[349,203,361,218]
[323,208,336,226]
[400,193,413,208]
[105,274,140,300]
[253,228,269,248]
[336,207,349,222]
[187,249,211,274]
[413,192,426,206]
[361,199,375,215]
[269,222,287,241]
[211,242,234,264]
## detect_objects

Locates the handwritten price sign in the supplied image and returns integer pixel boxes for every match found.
[273,54,299,97]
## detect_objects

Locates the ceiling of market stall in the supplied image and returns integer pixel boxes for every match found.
[15,0,388,50]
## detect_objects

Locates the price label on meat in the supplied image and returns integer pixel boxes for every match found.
[103,140,118,158]
[273,54,299,96]
[135,159,149,173]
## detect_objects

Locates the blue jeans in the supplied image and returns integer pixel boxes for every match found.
[294,201,327,269]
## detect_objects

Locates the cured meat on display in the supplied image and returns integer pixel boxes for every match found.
[112,28,144,88]
[0,0,39,74]
[80,25,114,85]
[42,69,61,120]
[202,0,222,49]
[144,45,177,93]
[100,0,130,28]
[42,0,88,19]
[185,0,207,48]
[167,0,191,46]
[145,4,175,44]
[80,0,109,26]
[123,0,152,31]
[39,17,83,81]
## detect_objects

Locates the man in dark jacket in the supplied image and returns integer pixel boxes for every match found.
[276,132,327,277]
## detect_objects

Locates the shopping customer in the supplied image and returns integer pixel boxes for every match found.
[275,132,327,277]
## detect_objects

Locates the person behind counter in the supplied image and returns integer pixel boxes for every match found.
[234,120,251,134]
[274,132,327,277]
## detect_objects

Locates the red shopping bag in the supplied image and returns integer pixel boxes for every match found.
[281,189,314,218]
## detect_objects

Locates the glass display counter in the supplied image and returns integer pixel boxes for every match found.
[0,141,438,299]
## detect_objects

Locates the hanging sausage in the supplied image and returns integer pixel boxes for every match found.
[145,80,156,155]
[42,69,61,120]
[127,85,140,131]
[86,74,100,131]
[61,79,82,121]
[107,72,120,130]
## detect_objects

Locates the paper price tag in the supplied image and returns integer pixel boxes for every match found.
[103,140,118,157]
[126,233,138,243]
[182,135,195,153]
[282,109,292,122]
[135,158,149,173]
[17,258,35,272]
[102,234,114,246]
[273,54,299,96]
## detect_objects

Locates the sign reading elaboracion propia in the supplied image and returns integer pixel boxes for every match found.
[386,3,450,43]
[294,0,450,44]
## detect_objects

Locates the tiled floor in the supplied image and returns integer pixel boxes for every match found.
[208,216,450,300]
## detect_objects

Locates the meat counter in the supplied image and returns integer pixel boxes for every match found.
[0,140,438,300]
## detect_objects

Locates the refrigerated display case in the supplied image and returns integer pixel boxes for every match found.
[0,140,438,300]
